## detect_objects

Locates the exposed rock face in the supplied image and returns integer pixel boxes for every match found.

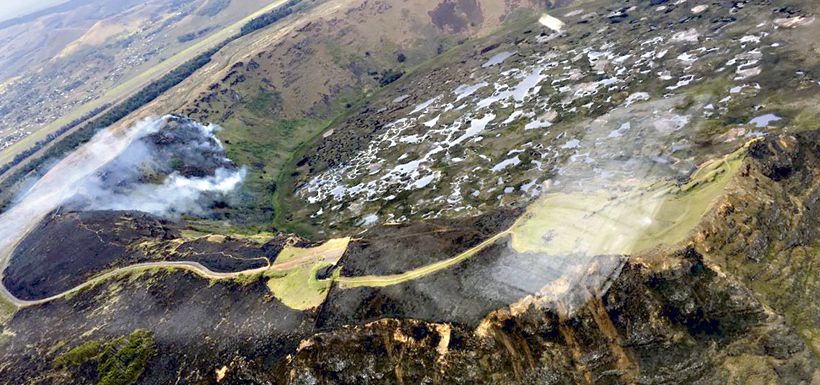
[285,249,815,385]
[696,130,820,358]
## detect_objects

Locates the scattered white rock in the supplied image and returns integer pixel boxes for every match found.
[671,28,700,43]
[360,214,379,226]
[774,16,815,29]
[739,35,760,44]
[491,156,522,172]
[748,113,782,128]
[482,52,515,68]
[560,139,580,149]
[624,92,650,106]
[691,5,708,14]
[539,14,565,32]
[735,66,761,80]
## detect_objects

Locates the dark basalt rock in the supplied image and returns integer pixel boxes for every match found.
[286,247,816,385]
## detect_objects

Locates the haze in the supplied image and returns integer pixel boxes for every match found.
[0,0,67,22]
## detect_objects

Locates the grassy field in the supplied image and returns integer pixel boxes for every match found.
[509,143,748,256]
[264,237,349,309]
[274,237,350,265]
[0,0,294,167]
[213,87,367,234]
[265,262,337,310]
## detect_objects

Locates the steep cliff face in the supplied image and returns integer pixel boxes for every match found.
[696,130,820,357]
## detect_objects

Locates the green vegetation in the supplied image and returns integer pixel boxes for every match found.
[0,329,12,348]
[378,68,405,86]
[55,330,157,385]
[233,270,265,286]
[217,115,332,230]
[260,237,349,308]
[177,26,217,43]
[0,295,16,325]
[510,142,748,256]
[240,0,301,36]
[265,263,336,310]
[204,85,370,232]
[246,89,283,117]
[728,241,820,357]
[55,340,104,368]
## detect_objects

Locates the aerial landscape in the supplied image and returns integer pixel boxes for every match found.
[0,0,817,384]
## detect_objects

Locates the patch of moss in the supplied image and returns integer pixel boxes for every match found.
[55,340,104,369]
[54,330,157,385]
[246,89,282,118]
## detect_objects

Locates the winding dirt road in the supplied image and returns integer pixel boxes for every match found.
[0,237,349,309]
[1,261,270,308]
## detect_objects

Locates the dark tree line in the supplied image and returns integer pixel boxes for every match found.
[240,0,301,36]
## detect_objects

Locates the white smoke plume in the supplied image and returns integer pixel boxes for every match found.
[66,116,247,217]
[0,116,246,270]
[79,167,247,216]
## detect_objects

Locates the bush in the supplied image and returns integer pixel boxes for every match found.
[54,340,103,369]
[53,330,157,385]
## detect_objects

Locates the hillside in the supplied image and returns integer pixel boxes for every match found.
[0,0,817,384]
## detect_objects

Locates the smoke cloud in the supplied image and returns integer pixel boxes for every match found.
[0,115,246,270]
[64,115,247,217]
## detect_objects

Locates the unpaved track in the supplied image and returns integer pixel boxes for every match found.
[2,261,271,308]
[0,240,345,309]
